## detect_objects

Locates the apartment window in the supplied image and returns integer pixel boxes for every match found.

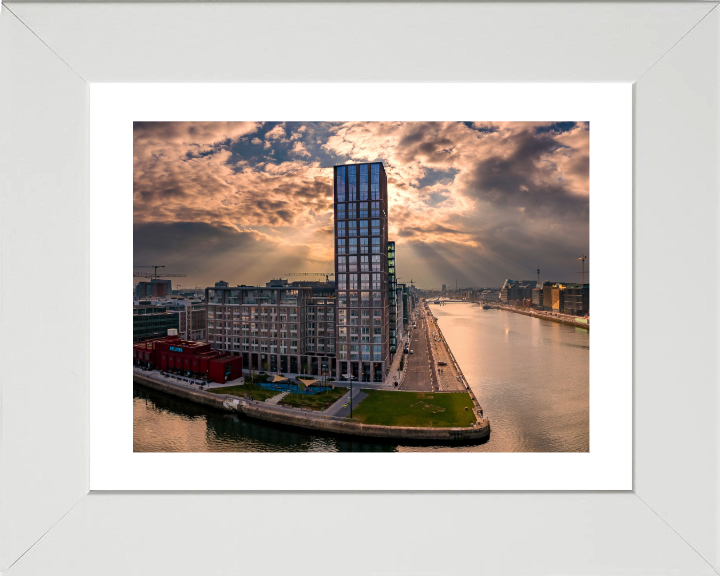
[337,273,347,290]
[373,345,382,360]
[361,274,370,290]
[349,274,358,290]
[349,238,357,254]
[348,166,356,201]
[361,292,370,308]
[371,201,380,217]
[360,255,369,272]
[348,221,357,236]
[350,344,359,360]
[362,345,371,361]
[360,220,368,236]
[336,166,345,201]
[372,274,381,290]
[338,294,347,307]
[337,257,347,273]
[337,204,346,219]
[348,255,357,272]
[337,239,346,255]
[360,164,368,200]
[360,205,368,218]
[337,221,346,236]
[360,237,368,254]
[348,203,356,219]
[371,219,380,236]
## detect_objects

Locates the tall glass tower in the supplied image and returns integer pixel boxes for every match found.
[334,162,389,382]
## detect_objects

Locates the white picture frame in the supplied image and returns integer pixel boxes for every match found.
[1,2,718,575]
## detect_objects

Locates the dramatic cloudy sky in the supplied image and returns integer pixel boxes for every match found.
[134,121,589,290]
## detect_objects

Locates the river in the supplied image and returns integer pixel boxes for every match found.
[134,304,589,452]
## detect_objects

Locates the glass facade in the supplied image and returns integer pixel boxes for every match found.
[335,162,388,381]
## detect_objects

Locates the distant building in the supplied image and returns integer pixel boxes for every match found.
[564,283,589,316]
[396,285,404,344]
[542,282,566,313]
[442,284,447,293]
[501,279,537,304]
[266,278,289,287]
[480,290,500,302]
[387,241,397,357]
[400,283,414,328]
[531,287,544,308]
[215,280,229,288]
[135,279,172,299]
[133,305,180,342]
[163,298,207,341]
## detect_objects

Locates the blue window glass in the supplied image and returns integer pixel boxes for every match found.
[336,166,345,201]
[360,164,368,200]
[348,165,356,201]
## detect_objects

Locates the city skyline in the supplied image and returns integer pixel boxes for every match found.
[134,121,589,288]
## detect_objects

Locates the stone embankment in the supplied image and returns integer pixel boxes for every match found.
[494,305,590,330]
[134,373,490,443]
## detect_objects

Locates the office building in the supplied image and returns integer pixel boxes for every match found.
[334,162,389,382]
[564,283,589,316]
[542,282,567,313]
[531,287,544,308]
[388,241,397,358]
[133,305,180,342]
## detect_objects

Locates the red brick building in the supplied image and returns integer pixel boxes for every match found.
[133,336,242,383]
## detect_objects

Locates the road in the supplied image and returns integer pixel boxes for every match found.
[398,307,437,392]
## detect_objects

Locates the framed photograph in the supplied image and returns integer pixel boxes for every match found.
[1,2,718,575]
[91,82,630,492]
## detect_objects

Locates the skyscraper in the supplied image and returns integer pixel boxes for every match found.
[334,162,389,382]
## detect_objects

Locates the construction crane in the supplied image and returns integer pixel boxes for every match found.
[287,272,335,282]
[576,255,589,284]
[133,265,187,280]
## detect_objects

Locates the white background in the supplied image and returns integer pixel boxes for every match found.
[90,83,632,491]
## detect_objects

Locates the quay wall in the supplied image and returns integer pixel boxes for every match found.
[134,373,490,442]
[495,305,590,330]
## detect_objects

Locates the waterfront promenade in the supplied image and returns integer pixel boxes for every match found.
[133,368,490,442]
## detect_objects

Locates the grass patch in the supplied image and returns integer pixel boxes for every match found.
[279,387,349,411]
[209,380,278,403]
[350,390,476,428]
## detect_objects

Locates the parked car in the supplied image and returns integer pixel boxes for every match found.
[410,350,414,354]
[437,361,447,366]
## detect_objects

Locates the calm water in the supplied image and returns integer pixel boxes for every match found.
[134,304,589,452]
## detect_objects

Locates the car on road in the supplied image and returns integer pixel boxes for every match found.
[410,350,414,354]
[437,361,447,366]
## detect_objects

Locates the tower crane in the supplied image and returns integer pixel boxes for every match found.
[133,265,187,280]
[576,255,589,284]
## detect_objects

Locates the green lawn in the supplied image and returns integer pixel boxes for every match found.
[209,381,278,403]
[279,387,349,411]
[350,390,477,428]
